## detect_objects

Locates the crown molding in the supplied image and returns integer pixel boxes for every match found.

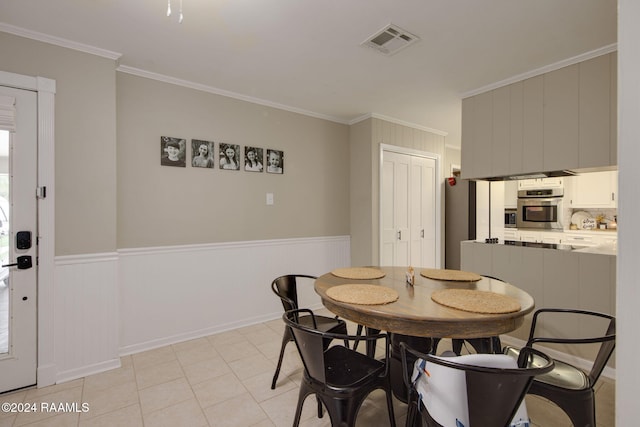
[117,65,351,125]
[350,113,448,136]
[461,43,618,99]
[0,22,122,60]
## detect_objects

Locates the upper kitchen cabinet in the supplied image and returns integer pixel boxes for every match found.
[461,52,617,180]
[518,177,563,189]
[521,76,544,174]
[580,54,616,168]
[566,170,618,208]
[461,92,493,179]
[544,64,580,171]
[492,85,511,178]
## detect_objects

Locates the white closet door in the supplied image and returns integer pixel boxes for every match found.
[381,151,410,266]
[381,150,437,268]
[410,156,437,268]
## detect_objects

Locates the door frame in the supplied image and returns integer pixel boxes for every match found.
[0,70,56,388]
[379,143,442,268]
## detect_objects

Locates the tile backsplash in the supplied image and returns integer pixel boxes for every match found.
[567,208,617,229]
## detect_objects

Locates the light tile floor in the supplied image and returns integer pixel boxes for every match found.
[0,310,615,426]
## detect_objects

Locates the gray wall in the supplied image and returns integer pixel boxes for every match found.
[0,32,117,256]
[116,74,350,248]
[445,146,461,177]
[0,32,351,254]
[349,119,375,266]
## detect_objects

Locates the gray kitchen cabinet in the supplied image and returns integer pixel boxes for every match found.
[509,82,524,175]
[460,241,615,360]
[544,64,580,171]
[460,97,475,180]
[461,91,494,179]
[610,52,617,166]
[460,95,491,179]
[579,253,615,314]
[473,91,494,179]
[492,85,511,178]
[580,54,613,168]
[461,52,616,180]
[522,75,544,174]
[460,241,492,276]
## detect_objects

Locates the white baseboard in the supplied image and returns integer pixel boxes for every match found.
[55,358,121,384]
[36,364,57,388]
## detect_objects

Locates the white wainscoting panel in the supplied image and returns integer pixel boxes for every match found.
[118,236,351,355]
[54,253,120,383]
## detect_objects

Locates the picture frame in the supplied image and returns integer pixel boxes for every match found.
[219,143,241,170]
[191,139,215,168]
[244,146,264,172]
[266,149,284,174]
[160,136,186,167]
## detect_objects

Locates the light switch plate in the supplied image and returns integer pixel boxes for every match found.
[266,193,274,205]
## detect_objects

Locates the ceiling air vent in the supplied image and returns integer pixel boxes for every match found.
[361,24,420,56]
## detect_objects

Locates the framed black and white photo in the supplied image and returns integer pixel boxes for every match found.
[191,139,215,168]
[244,146,264,172]
[160,136,186,167]
[266,149,284,174]
[219,143,241,170]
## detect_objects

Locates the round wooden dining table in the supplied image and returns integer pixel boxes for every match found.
[315,266,536,402]
[314,266,535,339]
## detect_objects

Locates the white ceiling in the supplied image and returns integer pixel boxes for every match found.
[0,0,617,146]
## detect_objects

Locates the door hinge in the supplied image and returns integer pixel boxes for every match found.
[36,186,47,199]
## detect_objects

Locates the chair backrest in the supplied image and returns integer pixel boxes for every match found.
[402,343,554,427]
[271,274,317,312]
[526,308,616,385]
[282,308,329,382]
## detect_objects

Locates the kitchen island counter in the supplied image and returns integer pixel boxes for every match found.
[468,239,616,255]
[461,240,615,337]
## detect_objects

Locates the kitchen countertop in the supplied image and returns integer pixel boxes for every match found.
[469,239,616,255]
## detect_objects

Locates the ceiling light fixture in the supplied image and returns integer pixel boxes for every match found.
[166,0,183,23]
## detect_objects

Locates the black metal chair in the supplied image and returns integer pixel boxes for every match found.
[503,308,616,427]
[401,341,554,427]
[284,308,396,427]
[270,274,348,389]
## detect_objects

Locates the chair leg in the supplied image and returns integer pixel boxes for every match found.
[353,324,364,351]
[452,339,464,355]
[405,388,420,427]
[529,385,596,427]
[271,330,291,389]
[293,383,314,427]
[554,392,595,427]
[385,386,397,427]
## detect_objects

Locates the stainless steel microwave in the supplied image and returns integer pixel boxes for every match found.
[517,188,563,230]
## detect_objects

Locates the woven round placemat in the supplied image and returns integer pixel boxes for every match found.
[420,268,482,282]
[326,284,399,305]
[331,267,386,280]
[431,289,521,314]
